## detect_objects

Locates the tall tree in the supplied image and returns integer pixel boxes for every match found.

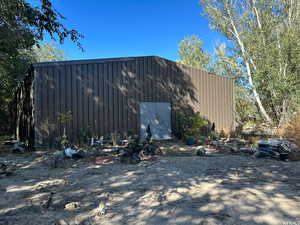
[178,35,211,70]
[0,0,82,133]
[200,0,300,126]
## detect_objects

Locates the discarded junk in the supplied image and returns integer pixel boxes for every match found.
[254,139,299,161]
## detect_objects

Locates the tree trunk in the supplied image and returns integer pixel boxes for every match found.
[226,7,273,125]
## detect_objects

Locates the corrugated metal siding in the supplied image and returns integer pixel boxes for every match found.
[33,56,234,144]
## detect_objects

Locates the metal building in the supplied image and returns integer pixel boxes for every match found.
[15,56,234,145]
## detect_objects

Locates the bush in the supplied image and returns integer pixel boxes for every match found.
[277,108,300,146]
[175,111,209,139]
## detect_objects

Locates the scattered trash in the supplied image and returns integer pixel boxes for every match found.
[64,148,77,158]
[186,138,196,146]
[142,155,157,161]
[119,139,128,146]
[11,142,25,153]
[71,150,86,159]
[0,162,14,178]
[141,143,159,156]
[96,201,107,216]
[54,151,65,159]
[240,148,257,155]
[254,150,273,158]
[102,148,123,154]
[54,148,86,160]
[196,148,206,156]
[120,152,141,164]
[95,156,114,164]
[64,201,80,211]
[254,139,300,161]
[3,140,19,145]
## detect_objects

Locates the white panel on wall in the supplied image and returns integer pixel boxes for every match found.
[140,102,171,139]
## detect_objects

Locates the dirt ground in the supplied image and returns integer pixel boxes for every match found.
[1,145,300,225]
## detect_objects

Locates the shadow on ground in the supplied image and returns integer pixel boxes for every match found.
[1,149,300,225]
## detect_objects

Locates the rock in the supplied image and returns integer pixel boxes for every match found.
[166,192,182,201]
[288,143,300,161]
[196,148,206,156]
[54,219,69,225]
[64,202,80,211]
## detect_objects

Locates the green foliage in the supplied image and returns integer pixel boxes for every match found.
[178,35,211,70]
[0,0,82,133]
[127,135,143,153]
[186,113,209,137]
[58,133,69,149]
[31,43,66,62]
[79,126,92,145]
[58,111,72,148]
[176,111,209,139]
[235,87,259,125]
[58,111,72,126]
[200,0,300,126]
[0,0,82,58]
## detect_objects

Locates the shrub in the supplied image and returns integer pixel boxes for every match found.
[175,111,209,139]
[277,108,300,146]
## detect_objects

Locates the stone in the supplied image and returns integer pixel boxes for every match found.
[54,219,69,225]
[64,202,80,211]
[196,148,206,156]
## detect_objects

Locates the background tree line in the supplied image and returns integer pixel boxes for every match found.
[178,0,300,128]
[0,0,81,134]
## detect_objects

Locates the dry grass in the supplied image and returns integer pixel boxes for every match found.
[277,108,300,146]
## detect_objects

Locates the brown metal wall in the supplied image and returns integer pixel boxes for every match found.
[33,56,234,144]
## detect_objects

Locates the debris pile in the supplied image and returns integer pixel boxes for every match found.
[206,137,300,161]
[254,139,300,161]
[50,148,86,168]
[0,161,15,178]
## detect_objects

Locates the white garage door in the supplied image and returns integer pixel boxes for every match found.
[140,102,171,139]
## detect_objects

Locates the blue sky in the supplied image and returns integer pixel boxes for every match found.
[40,0,226,61]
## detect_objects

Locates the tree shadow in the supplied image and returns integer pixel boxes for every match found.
[18,56,233,146]
[1,152,300,225]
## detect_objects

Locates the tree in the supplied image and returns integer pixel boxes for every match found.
[0,0,82,133]
[178,35,211,70]
[211,43,260,124]
[31,43,66,62]
[200,0,300,126]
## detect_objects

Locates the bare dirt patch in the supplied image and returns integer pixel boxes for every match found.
[1,145,300,225]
